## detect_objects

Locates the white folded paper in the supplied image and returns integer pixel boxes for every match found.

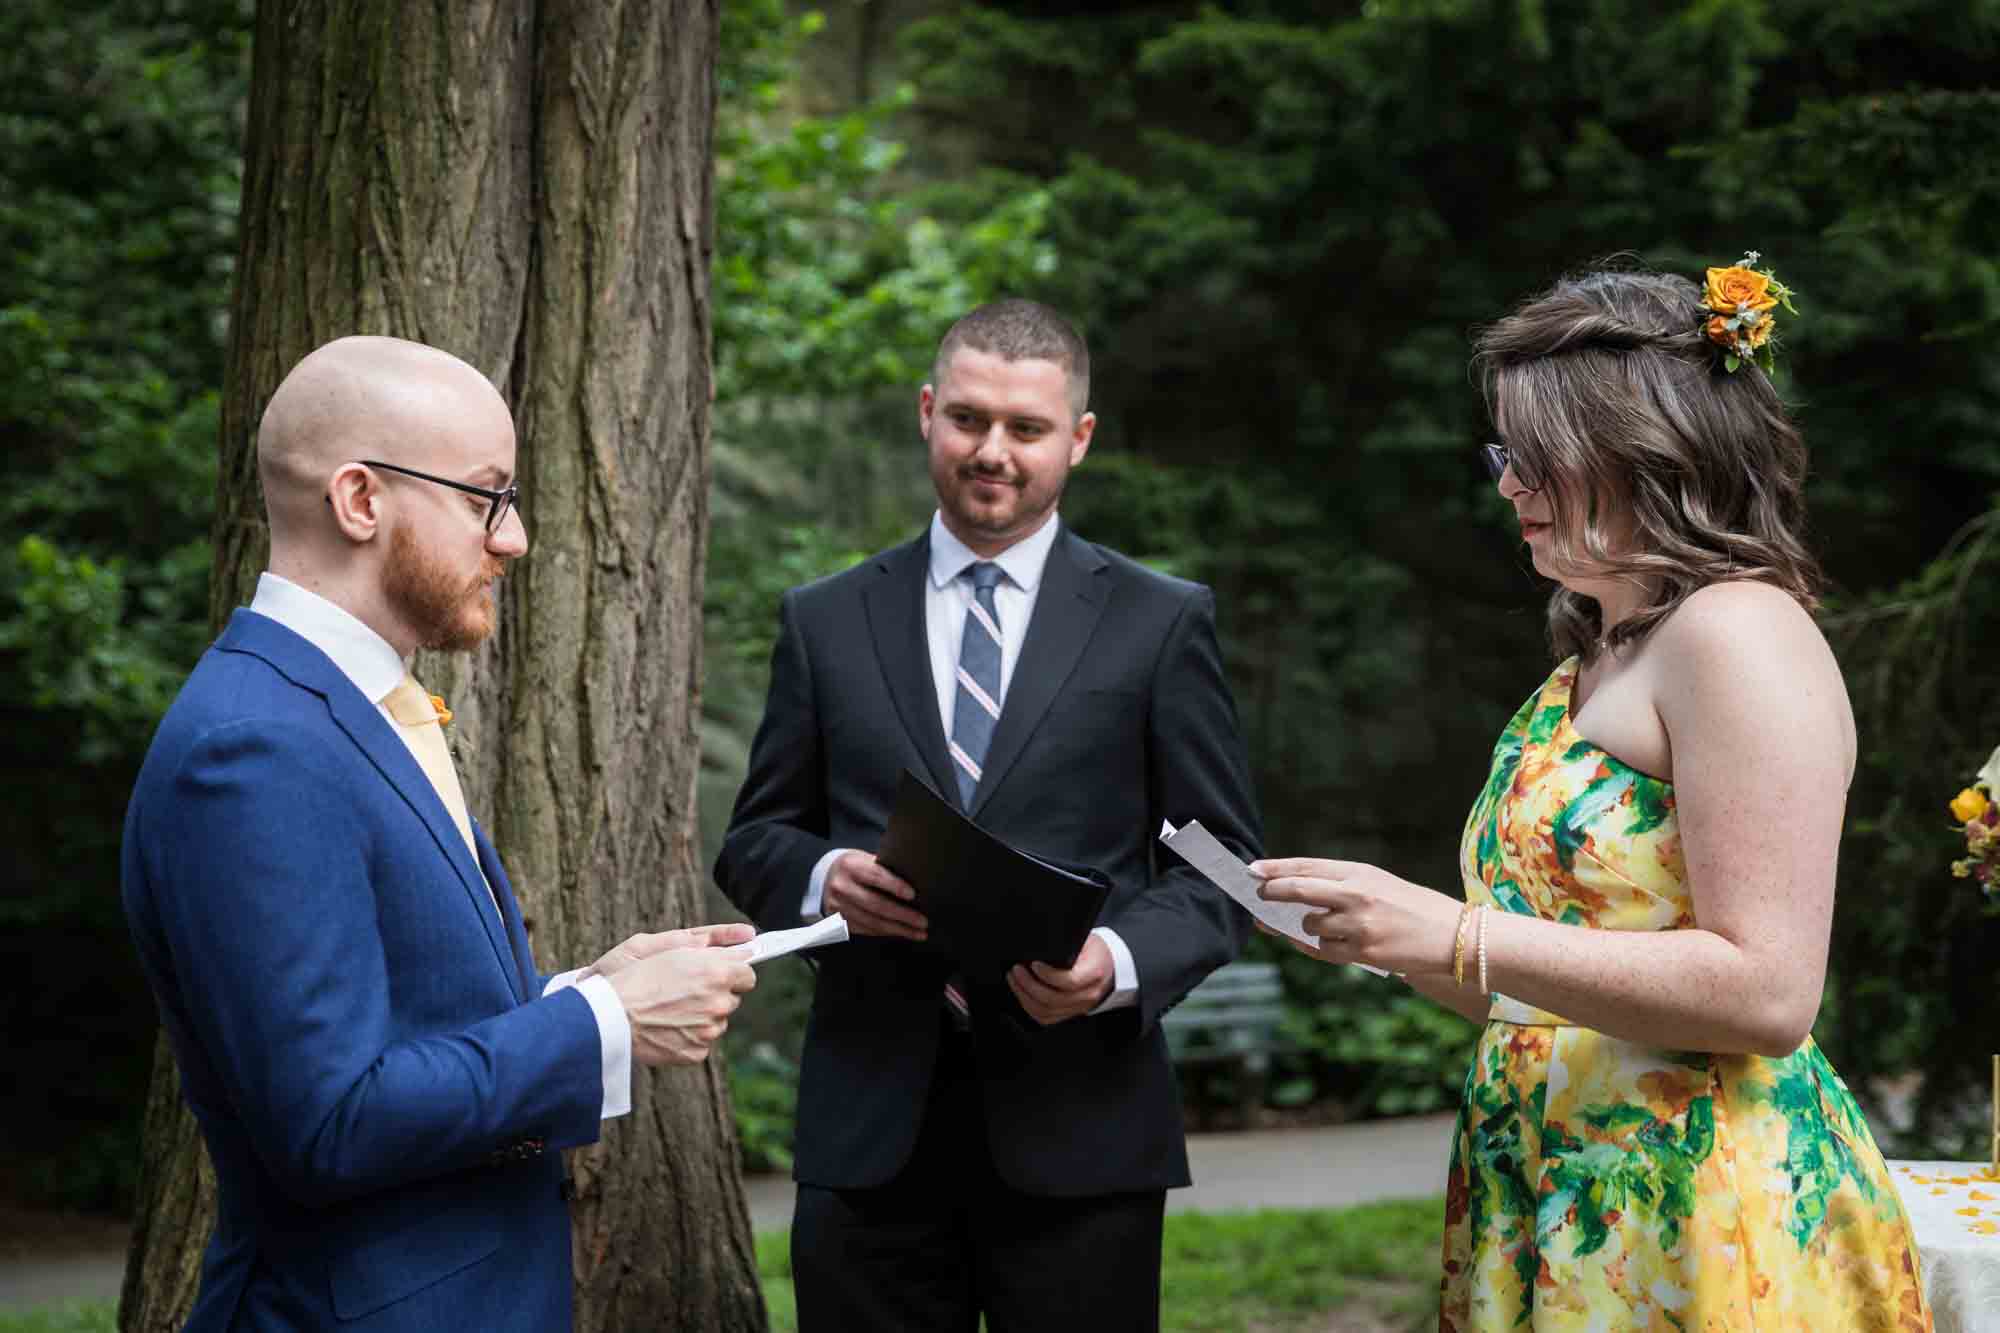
[731,913,850,965]
[1159,820,1388,977]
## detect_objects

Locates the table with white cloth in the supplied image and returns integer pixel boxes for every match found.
[1888,1160,2000,1331]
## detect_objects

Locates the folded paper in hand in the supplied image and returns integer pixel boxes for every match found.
[731,913,850,966]
[876,769,1111,980]
[1158,819,1388,977]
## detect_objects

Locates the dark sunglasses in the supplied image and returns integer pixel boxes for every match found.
[359,459,518,534]
[1478,442,1537,491]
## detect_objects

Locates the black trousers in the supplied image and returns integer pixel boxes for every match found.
[790,1025,1167,1333]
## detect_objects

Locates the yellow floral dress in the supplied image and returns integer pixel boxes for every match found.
[1440,658,1931,1332]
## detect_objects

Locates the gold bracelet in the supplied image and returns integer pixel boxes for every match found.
[1452,903,1472,987]
[1476,905,1490,996]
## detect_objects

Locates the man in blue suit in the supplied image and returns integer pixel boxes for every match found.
[122,335,757,1331]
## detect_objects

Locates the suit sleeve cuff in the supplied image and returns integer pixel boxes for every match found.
[1087,926,1139,1014]
[544,970,632,1120]
[804,847,851,922]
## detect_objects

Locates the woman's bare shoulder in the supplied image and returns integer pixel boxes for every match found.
[1647,580,1853,767]
[1648,580,1830,670]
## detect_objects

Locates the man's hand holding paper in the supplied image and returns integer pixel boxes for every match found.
[577,922,757,982]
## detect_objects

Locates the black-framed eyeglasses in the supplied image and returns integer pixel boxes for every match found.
[359,459,518,533]
[1479,442,1537,491]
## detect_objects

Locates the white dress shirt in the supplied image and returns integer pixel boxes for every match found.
[247,573,632,1119]
[801,514,1140,1011]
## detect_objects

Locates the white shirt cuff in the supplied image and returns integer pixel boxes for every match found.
[1087,926,1139,1014]
[544,969,632,1120]
[803,847,851,922]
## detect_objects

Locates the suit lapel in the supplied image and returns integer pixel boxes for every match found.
[223,611,529,1003]
[861,536,960,799]
[325,682,530,1004]
[970,529,1109,819]
[478,827,539,1002]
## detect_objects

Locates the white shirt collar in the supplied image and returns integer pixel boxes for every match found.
[927,510,1061,593]
[248,572,408,704]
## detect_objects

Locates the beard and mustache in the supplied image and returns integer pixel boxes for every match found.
[386,522,508,653]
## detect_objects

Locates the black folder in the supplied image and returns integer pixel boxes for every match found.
[875,769,1112,981]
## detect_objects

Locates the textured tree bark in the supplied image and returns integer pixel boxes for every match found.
[122,2,757,1329]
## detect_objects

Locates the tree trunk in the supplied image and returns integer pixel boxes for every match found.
[121,2,758,1329]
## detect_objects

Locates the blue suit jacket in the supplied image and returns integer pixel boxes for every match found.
[122,610,603,1331]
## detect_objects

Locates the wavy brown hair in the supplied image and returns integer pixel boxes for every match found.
[1473,263,1822,664]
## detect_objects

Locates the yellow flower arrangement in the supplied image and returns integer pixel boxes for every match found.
[1949,744,2000,909]
[1701,250,1796,374]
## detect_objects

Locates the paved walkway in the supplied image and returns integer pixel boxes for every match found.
[2,1114,1458,1313]
[743,1112,1456,1231]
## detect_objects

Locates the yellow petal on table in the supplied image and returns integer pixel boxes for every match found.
[1971,1190,1995,1201]
[1956,1207,1984,1217]
[1933,1187,1951,1195]
[1949,1176,1973,1185]
[1972,1221,2000,1236]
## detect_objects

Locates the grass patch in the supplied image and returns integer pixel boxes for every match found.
[1160,1199,1440,1331]
[755,1197,1442,1333]
[0,1307,115,1333]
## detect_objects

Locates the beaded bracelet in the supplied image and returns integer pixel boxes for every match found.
[1452,903,1473,987]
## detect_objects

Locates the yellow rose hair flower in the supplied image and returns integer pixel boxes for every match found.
[1700,250,1797,374]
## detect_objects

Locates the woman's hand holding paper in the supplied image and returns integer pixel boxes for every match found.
[1251,857,1459,976]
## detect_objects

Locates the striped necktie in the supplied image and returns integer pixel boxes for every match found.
[943,561,1005,1027]
[948,561,1006,810]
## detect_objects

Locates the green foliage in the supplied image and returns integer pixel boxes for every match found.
[727,1042,801,1175]
[1264,933,1480,1118]
[713,0,1054,407]
[0,0,248,1211]
[0,537,204,769]
[1820,502,2000,1156]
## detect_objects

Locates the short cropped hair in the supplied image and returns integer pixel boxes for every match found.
[932,298,1090,419]
[1473,263,1821,664]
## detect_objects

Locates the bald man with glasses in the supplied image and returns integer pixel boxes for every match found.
[121,335,757,1332]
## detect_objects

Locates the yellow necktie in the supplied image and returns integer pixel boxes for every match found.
[381,673,483,874]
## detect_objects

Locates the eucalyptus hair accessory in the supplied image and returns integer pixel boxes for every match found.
[1701,250,1797,373]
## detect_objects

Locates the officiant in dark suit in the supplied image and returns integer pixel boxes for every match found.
[714,299,1263,1331]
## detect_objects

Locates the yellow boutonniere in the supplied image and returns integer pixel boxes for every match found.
[429,694,453,727]
[1949,746,2000,910]
[1699,250,1797,374]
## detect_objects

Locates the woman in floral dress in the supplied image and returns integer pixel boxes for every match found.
[1257,262,1931,1331]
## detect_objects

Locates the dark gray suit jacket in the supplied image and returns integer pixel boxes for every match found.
[714,524,1262,1196]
